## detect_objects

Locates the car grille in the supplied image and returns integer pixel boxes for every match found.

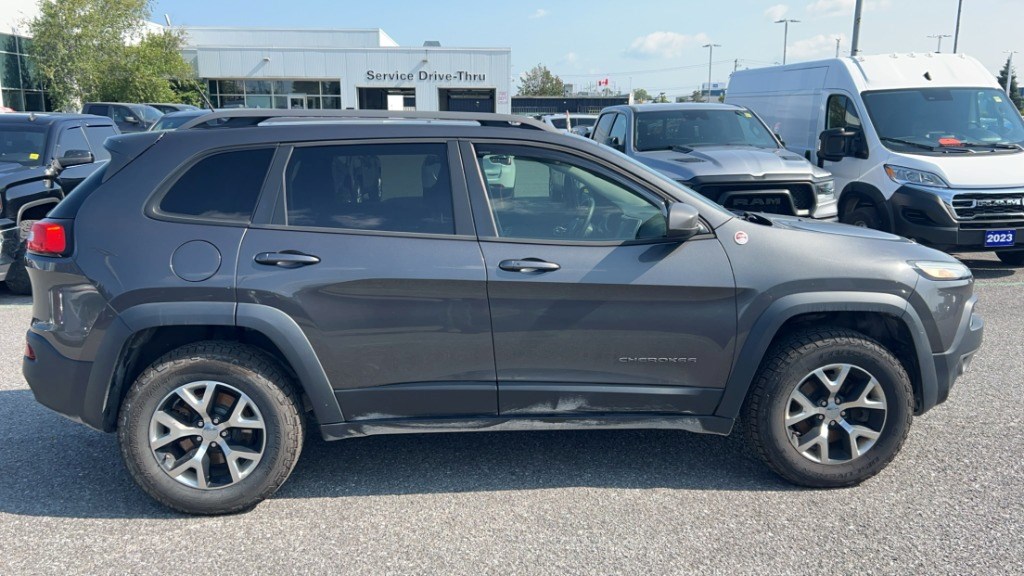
[691,182,816,213]
[951,194,1024,221]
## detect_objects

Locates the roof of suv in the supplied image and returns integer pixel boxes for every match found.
[619,103,744,113]
[0,113,114,126]
[174,109,558,131]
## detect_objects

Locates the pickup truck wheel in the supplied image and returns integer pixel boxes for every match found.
[4,220,36,295]
[118,341,305,515]
[996,251,1024,266]
[841,207,883,231]
[743,328,913,488]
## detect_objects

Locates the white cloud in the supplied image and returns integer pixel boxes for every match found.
[805,0,890,18]
[564,52,579,64]
[788,33,848,60]
[529,8,548,19]
[765,4,789,21]
[625,31,711,59]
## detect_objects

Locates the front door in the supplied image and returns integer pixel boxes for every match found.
[463,141,737,416]
[288,95,307,109]
[237,141,496,421]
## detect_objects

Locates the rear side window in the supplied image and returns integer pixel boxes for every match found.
[86,104,110,117]
[157,148,273,222]
[283,143,454,235]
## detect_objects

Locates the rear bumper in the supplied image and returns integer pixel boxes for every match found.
[23,330,96,426]
[891,185,1024,251]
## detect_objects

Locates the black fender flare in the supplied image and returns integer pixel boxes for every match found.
[714,291,937,420]
[839,182,892,232]
[88,302,344,431]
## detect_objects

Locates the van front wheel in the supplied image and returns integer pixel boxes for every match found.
[841,207,883,231]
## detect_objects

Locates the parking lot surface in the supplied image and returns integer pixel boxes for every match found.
[0,252,1021,575]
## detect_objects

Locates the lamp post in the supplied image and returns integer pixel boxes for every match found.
[835,37,841,57]
[1005,50,1018,97]
[850,0,863,56]
[927,34,951,53]
[775,19,800,65]
[702,43,720,102]
[953,0,964,53]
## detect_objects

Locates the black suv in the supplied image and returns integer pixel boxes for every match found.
[23,110,983,515]
[0,113,117,293]
[81,102,163,133]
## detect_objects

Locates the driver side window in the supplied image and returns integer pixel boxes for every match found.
[474,145,665,242]
[826,95,862,130]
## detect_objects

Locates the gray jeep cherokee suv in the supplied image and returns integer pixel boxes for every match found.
[22,110,983,515]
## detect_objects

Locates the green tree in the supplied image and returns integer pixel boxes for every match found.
[518,64,565,96]
[690,89,705,102]
[29,0,198,110]
[654,92,669,103]
[997,56,1022,110]
[632,88,651,103]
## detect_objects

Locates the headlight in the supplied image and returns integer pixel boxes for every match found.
[910,260,972,281]
[814,179,836,201]
[884,165,948,188]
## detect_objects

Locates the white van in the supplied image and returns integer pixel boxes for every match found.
[726,53,1024,264]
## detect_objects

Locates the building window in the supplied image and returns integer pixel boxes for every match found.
[0,33,49,112]
[207,78,342,109]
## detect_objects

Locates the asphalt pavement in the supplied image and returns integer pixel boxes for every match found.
[0,252,1021,575]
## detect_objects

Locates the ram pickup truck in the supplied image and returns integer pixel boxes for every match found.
[0,113,117,293]
[591,103,838,219]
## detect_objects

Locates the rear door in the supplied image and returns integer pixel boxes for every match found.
[462,140,737,416]
[236,140,497,421]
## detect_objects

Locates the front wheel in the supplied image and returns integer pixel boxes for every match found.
[996,250,1024,266]
[840,206,884,231]
[118,342,305,514]
[743,328,914,487]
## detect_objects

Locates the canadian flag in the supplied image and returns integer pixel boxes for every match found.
[597,78,609,86]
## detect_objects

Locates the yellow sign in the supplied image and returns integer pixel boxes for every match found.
[29,153,39,160]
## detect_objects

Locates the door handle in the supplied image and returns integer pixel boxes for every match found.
[498,258,561,273]
[254,251,321,268]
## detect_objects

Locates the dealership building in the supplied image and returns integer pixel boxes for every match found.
[181,27,512,114]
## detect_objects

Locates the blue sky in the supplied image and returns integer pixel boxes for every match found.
[151,0,1023,97]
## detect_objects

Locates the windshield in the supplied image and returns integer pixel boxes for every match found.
[635,109,779,152]
[549,116,596,129]
[863,88,1024,152]
[0,126,47,167]
[152,113,204,131]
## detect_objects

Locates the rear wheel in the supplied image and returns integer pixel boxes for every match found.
[118,341,304,514]
[996,251,1024,266]
[4,220,36,295]
[744,328,913,487]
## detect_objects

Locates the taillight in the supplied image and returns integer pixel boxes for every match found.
[27,220,67,255]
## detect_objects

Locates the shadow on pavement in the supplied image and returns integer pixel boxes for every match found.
[958,258,1017,280]
[0,389,791,519]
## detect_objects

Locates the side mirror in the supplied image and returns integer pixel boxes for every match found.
[52,151,94,171]
[666,202,702,240]
[124,115,139,124]
[605,136,625,152]
[817,127,864,165]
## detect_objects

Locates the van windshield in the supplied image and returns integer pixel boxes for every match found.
[634,109,779,152]
[863,88,1024,153]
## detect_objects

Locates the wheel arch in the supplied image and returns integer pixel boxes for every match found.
[715,292,938,421]
[839,182,892,232]
[89,302,344,431]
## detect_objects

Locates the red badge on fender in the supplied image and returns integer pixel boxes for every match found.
[734,231,749,245]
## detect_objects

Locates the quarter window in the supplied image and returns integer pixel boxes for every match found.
[284,143,454,235]
[827,94,862,130]
[475,145,665,242]
[158,148,273,221]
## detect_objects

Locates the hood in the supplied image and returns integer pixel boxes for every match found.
[634,145,825,181]
[757,213,907,242]
[890,150,1024,189]
[0,163,46,189]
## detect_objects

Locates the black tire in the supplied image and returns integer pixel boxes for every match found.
[118,341,305,515]
[743,328,913,488]
[996,251,1024,266]
[841,206,883,231]
[4,220,36,295]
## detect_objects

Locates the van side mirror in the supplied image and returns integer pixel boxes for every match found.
[666,202,702,240]
[817,127,865,165]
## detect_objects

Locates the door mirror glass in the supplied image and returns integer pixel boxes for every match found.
[817,127,859,163]
[666,202,701,240]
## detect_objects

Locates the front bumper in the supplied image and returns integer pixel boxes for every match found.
[930,295,984,408]
[891,185,1024,251]
[0,223,20,281]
